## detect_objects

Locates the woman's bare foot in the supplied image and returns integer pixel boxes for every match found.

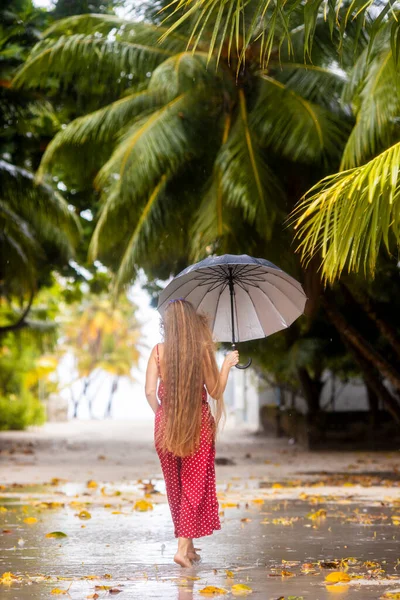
[174,552,192,568]
[188,544,201,562]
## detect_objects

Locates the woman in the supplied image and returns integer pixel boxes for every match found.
[145,298,239,567]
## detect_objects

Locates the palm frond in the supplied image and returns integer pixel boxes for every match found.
[44,14,189,52]
[216,89,283,238]
[341,45,400,169]
[0,200,41,286]
[291,140,400,283]
[160,0,386,68]
[36,91,163,181]
[90,91,208,262]
[113,175,168,293]
[253,75,348,164]
[13,34,174,90]
[148,51,219,99]
[267,62,348,107]
[94,92,203,199]
[0,160,80,255]
[190,113,232,258]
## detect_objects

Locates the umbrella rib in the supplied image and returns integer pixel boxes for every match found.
[194,282,217,313]
[259,278,305,313]
[211,281,227,334]
[254,284,289,326]
[243,285,274,335]
[202,266,229,280]
[268,272,307,296]
[159,283,187,306]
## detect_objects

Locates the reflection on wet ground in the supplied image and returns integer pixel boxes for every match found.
[0,478,399,599]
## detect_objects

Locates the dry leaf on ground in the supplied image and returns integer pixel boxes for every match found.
[77,510,92,520]
[231,583,253,595]
[133,500,153,512]
[199,586,228,596]
[325,572,351,583]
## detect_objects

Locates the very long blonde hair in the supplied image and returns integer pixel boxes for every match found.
[157,299,224,457]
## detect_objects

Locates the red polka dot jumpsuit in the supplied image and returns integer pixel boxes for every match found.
[154,344,221,539]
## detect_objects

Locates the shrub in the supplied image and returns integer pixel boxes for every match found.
[0,392,45,431]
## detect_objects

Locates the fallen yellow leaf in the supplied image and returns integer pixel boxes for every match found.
[231,583,253,596]
[325,572,351,583]
[326,584,350,593]
[87,480,98,488]
[45,531,68,538]
[225,570,234,579]
[51,588,68,595]
[94,585,111,590]
[77,510,91,520]
[39,502,64,509]
[251,499,265,504]
[0,572,19,584]
[381,593,400,599]
[307,509,327,520]
[220,502,238,509]
[0,507,8,513]
[133,500,153,512]
[199,587,228,596]
[23,517,38,525]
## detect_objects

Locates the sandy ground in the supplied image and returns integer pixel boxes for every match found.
[0,420,399,497]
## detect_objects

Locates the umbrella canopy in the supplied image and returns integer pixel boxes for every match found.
[158,254,307,344]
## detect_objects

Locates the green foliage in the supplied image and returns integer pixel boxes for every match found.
[0,391,45,430]
[0,160,80,296]
[160,0,383,69]
[14,11,354,293]
[292,140,400,284]
[0,1,81,300]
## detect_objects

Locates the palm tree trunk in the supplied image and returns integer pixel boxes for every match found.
[104,377,118,418]
[322,297,400,423]
[322,295,400,394]
[297,367,322,415]
[343,284,400,360]
[366,384,379,430]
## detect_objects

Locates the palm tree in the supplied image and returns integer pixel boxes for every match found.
[161,0,386,70]
[13,10,353,294]
[292,14,400,283]
[0,160,80,306]
[159,0,400,285]
[62,294,141,418]
[0,1,80,324]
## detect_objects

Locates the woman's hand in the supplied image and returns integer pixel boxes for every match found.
[223,350,239,370]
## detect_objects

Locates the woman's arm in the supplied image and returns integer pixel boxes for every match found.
[204,351,239,399]
[145,346,160,414]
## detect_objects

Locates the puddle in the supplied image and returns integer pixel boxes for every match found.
[1,487,399,599]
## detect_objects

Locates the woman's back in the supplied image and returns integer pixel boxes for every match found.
[155,343,207,405]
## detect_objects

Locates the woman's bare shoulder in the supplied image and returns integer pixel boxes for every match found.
[153,342,164,355]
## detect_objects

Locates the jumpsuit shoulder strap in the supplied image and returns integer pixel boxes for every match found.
[155,343,161,378]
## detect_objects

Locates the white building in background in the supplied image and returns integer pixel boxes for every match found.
[223,367,261,431]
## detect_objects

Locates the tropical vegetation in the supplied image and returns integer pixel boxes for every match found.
[2,0,400,435]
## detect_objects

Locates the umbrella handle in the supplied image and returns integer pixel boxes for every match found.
[235,358,252,370]
[231,344,252,370]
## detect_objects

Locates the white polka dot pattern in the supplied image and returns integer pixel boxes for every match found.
[154,363,221,539]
